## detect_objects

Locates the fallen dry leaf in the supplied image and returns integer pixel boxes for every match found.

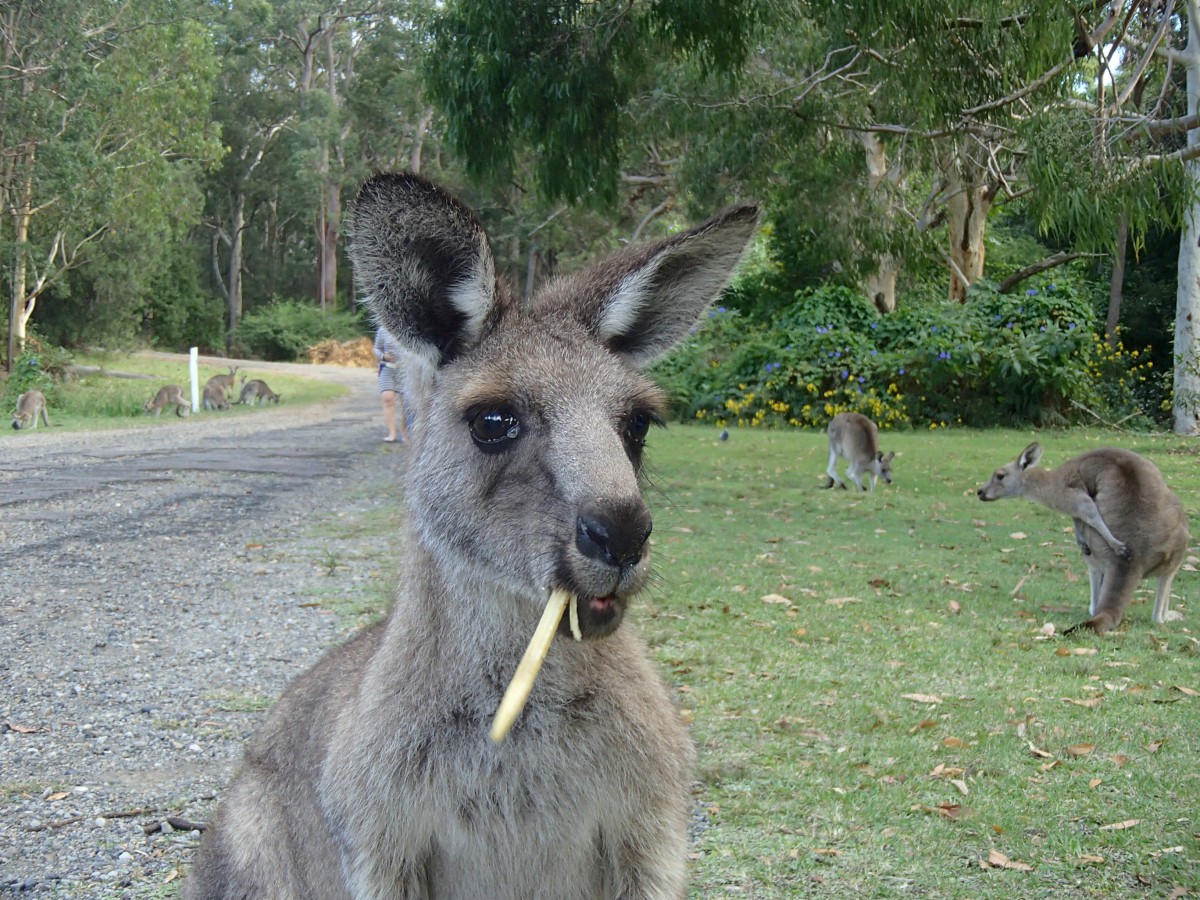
[1109,753,1131,768]
[950,778,970,796]
[1066,744,1095,758]
[760,593,793,606]
[1088,778,1102,789]
[5,722,41,734]
[1099,819,1140,831]
[901,693,942,705]
[983,849,1034,871]
[1148,738,1168,753]
[1072,647,1098,656]
[1027,741,1054,759]
[1172,686,1199,698]
[1064,696,1103,708]
[826,596,862,607]
[1009,532,1028,540]
[943,736,968,748]
[45,791,69,802]
[1076,854,1105,865]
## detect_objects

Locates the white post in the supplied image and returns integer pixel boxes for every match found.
[189,348,200,413]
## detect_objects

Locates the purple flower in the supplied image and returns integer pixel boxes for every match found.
[1026,289,1037,296]
[841,370,850,380]
[899,367,906,375]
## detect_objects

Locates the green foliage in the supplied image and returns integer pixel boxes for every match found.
[425,0,759,205]
[654,281,1157,430]
[3,341,73,409]
[232,300,367,362]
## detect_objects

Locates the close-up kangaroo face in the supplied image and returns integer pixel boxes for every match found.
[409,313,665,640]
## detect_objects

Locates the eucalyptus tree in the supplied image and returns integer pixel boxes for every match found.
[0,0,220,368]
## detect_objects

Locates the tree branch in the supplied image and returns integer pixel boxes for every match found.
[998,252,1095,293]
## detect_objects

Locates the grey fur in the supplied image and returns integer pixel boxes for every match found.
[824,412,893,491]
[977,442,1190,632]
[238,378,281,405]
[183,172,759,899]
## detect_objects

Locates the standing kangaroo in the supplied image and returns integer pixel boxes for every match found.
[11,390,50,430]
[824,412,894,491]
[977,442,1189,632]
[144,384,190,417]
[204,366,239,400]
[183,172,758,900]
[237,378,281,405]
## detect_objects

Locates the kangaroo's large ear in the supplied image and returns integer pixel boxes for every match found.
[542,203,759,368]
[349,173,512,367]
[1018,442,1043,470]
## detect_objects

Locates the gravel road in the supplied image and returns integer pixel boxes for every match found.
[1,355,408,898]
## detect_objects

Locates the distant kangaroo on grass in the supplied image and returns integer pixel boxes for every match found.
[11,390,50,430]
[204,366,239,400]
[182,172,759,899]
[237,378,280,405]
[824,412,894,491]
[201,382,229,411]
[144,384,190,417]
[977,442,1189,632]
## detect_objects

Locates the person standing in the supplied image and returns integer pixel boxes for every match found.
[374,326,410,444]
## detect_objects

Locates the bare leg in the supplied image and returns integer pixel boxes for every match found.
[397,392,410,443]
[382,390,398,442]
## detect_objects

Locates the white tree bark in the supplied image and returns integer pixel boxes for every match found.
[1175,0,1200,434]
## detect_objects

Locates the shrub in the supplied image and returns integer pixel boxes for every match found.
[3,338,73,409]
[652,281,1154,430]
[232,299,367,362]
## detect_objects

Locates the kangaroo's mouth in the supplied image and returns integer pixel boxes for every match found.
[558,592,626,640]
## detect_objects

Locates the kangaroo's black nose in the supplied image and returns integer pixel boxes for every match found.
[576,502,652,569]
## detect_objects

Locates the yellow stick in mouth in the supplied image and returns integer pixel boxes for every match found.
[489,588,574,743]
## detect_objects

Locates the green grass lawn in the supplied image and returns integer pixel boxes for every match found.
[3,351,346,432]
[638,425,1199,898]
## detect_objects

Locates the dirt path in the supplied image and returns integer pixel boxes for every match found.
[0,355,409,897]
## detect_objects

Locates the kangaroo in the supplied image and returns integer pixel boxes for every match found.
[201,382,229,411]
[182,173,757,900]
[977,442,1190,632]
[204,366,239,400]
[237,378,281,405]
[144,384,190,417]
[824,412,894,491]
[11,390,50,430]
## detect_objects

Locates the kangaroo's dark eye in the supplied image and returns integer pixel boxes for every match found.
[625,410,653,448]
[469,408,521,453]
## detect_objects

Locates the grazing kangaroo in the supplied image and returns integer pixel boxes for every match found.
[201,382,229,411]
[144,384,190,417]
[977,442,1190,632]
[237,378,281,405]
[11,390,50,430]
[204,366,239,400]
[183,172,758,900]
[824,412,894,491]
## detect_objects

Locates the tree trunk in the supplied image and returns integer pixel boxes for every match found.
[945,154,991,302]
[1106,215,1127,345]
[227,190,245,341]
[1175,1,1200,434]
[858,130,901,313]
[7,151,35,367]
